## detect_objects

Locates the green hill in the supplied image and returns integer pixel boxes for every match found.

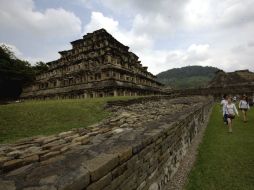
[156,66,219,89]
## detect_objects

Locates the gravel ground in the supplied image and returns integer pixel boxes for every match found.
[164,109,212,190]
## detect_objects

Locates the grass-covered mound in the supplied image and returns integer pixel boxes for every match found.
[186,104,254,190]
[0,96,135,144]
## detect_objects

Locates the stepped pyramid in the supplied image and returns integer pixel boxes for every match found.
[21,29,163,99]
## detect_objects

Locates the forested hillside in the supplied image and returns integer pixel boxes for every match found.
[156,66,219,89]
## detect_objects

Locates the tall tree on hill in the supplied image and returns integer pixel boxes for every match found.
[0,45,48,100]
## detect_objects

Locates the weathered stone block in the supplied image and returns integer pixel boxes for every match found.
[58,166,90,190]
[64,134,79,142]
[42,136,59,144]
[0,180,16,190]
[23,185,57,190]
[40,155,65,166]
[86,173,112,190]
[72,135,89,143]
[111,162,127,179]
[7,150,22,159]
[58,131,74,138]
[42,140,65,150]
[137,180,146,190]
[40,151,61,161]
[109,146,132,164]
[39,175,58,185]
[0,156,10,167]
[148,183,159,190]
[6,163,34,177]
[2,159,24,172]
[83,153,119,181]
[24,155,39,164]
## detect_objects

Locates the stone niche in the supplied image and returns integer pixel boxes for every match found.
[0,96,213,190]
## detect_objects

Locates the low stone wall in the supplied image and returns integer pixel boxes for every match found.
[0,96,213,190]
[104,95,179,108]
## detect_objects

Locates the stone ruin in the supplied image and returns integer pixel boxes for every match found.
[208,69,254,88]
[173,70,254,99]
[20,29,164,100]
[0,95,213,190]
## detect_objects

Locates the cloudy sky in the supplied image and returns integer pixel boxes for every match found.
[0,0,253,74]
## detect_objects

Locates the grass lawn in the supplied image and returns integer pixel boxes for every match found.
[0,96,136,144]
[186,104,254,190]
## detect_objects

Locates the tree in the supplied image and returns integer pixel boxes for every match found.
[33,61,49,74]
[0,45,35,100]
[0,44,16,59]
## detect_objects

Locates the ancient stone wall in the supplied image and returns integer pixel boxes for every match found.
[172,84,254,99]
[0,96,213,190]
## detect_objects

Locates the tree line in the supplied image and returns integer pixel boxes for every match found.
[0,45,49,100]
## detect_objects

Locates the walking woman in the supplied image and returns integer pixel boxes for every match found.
[239,95,250,122]
[225,97,239,133]
[221,94,228,124]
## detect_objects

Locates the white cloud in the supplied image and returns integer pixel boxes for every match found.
[248,41,254,47]
[1,0,254,75]
[0,0,81,37]
[0,43,23,58]
[218,0,254,27]
[82,8,254,74]
[0,0,82,63]
[185,44,210,62]
[184,0,213,29]
[96,0,187,37]
[141,44,212,74]
[132,14,172,37]
[84,12,118,34]
[183,0,254,30]
[84,11,153,52]
[137,42,254,74]
[0,42,50,64]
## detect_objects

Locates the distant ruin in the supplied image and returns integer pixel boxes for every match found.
[208,69,254,88]
[20,29,163,100]
[173,70,254,98]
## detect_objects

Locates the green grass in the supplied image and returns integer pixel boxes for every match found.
[186,104,254,190]
[0,96,136,144]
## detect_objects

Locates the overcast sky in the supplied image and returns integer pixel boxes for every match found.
[0,0,253,74]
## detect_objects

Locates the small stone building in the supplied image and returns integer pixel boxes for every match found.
[207,69,254,98]
[208,69,254,88]
[173,69,254,99]
[21,29,163,99]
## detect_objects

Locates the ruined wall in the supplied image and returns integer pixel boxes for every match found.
[0,96,213,190]
[172,84,254,99]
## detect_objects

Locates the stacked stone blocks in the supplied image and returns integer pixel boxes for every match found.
[0,96,213,190]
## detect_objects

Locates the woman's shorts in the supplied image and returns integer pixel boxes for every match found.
[225,114,235,119]
[240,108,248,111]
